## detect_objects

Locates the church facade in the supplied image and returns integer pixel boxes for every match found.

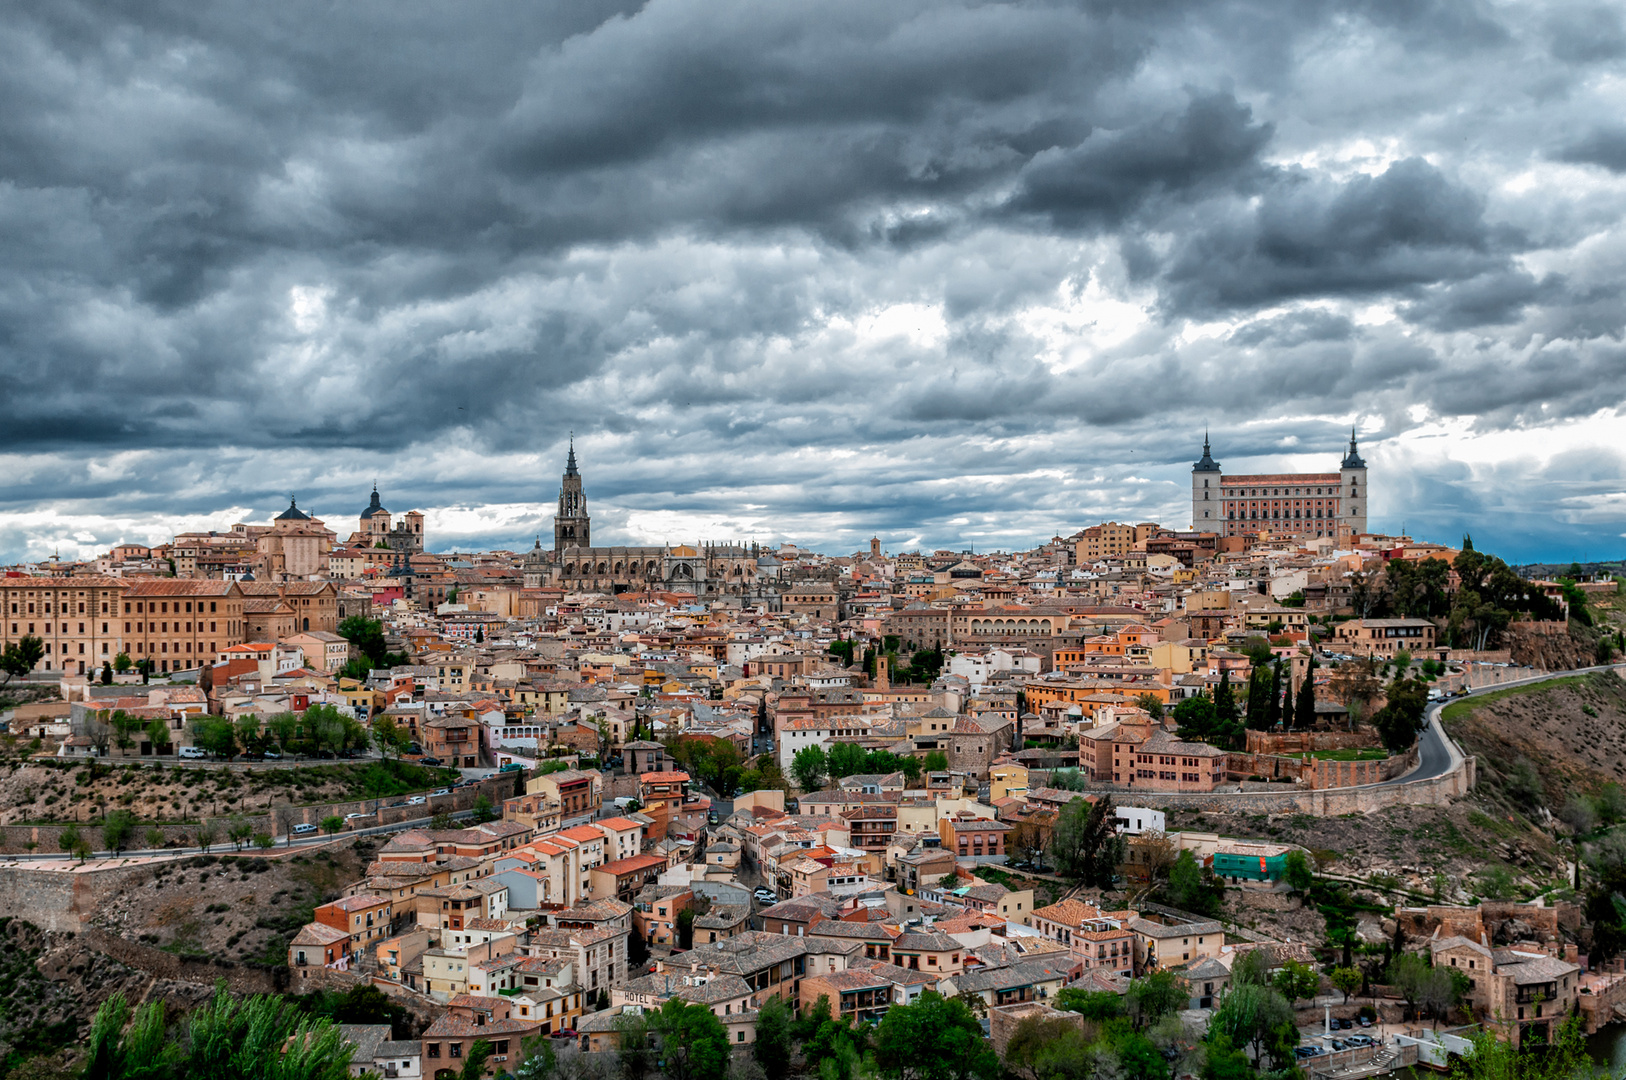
[543,444,772,598]
[355,486,425,555]
[1191,432,1369,540]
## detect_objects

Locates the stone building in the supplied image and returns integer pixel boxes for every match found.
[546,444,772,598]
[1191,431,1369,539]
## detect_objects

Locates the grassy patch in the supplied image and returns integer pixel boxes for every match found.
[1440,675,1592,726]
[1310,748,1390,761]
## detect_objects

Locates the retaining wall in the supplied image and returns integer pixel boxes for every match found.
[0,773,521,853]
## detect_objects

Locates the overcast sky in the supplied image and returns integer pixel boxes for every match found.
[2,0,1624,565]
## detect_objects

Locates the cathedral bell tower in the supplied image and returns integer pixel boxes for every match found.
[554,438,591,551]
[1192,431,1221,532]
[1339,428,1368,539]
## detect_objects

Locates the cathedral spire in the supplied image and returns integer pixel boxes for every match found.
[565,434,578,477]
[1341,426,1366,469]
[1193,429,1220,472]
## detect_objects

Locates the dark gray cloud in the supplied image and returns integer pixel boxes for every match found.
[0,0,1624,565]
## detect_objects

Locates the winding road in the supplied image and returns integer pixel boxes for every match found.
[1378,661,1624,787]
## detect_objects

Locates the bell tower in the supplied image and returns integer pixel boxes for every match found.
[554,437,591,551]
[1192,431,1221,532]
[1339,428,1368,539]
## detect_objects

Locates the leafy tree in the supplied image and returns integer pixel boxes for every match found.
[790,745,829,791]
[100,661,114,685]
[320,815,345,835]
[1200,1033,1255,1080]
[431,811,454,831]
[1229,947,1273,988]
[113,651,133,673]
[826,741,869,779]
[1331,966,1363,1004]
[461,1039,493,1080]
[1126,970,1189,1028]
[338,616,389,668]
[613,1009,654,1080]
[144,719,172,754]
[654,997,730,1080]
[1172,696,1216,742]
[101,809,137,855]
[1387,951,1429,1019]
[922,750,949,773]
[253,832,274,849]
[1271,959,1319,1006]
[227,816,254,851]
[1167,849,1222,915]
[472,794,496,823]
[1372,678,1429,752]
[190,716,238,759]
[185,983,355,1080]
[1003,1015,1096,1080]
[1207,982,1297,1069]
[514,1032,557,1080]
[195,821,217,852]
[1050,794,1122,887]
[58,824,82,856]
[873,991,998,1080]
[0,634,44,688]
[145,826,166,850]
[1054,987,1125,1021]
[1447,1014,1600,1080]
[372,714,409,760]
[753,995,793,1076]
[1283,849,1314,893]
[1134,693,1165,720]
[84,993,183,1080]
[108,710,144,754]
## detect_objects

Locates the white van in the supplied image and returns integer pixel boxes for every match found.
[179,746,209,759]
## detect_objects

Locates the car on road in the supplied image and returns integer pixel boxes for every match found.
[420,757,442,767]
[407,795,427,806]
[406,743,423,755]
[431,788,451,796]
[179,746,209,759]
[292,823,318,835]
[262,748,282,759]
[387,801,408,808]
[344,812,366,821]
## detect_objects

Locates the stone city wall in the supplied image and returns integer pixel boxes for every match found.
[0,773,520,853]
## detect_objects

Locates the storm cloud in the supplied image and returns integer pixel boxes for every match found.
[1,0,1624,563]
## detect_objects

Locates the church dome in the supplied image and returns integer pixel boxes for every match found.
[360,485,389,519]
[275,497,310,521]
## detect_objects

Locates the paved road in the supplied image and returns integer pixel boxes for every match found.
[1379,662,1624,787]
[0,807,476,866]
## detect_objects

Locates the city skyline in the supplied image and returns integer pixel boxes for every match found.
[3,2,1625,565]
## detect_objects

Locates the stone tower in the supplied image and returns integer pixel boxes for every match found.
[1339,428,1368,539]
[1191,432,1221,530]
[554,438,591,551]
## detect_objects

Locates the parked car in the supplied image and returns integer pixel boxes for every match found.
[1356,1016,1373,1028]
[407,795,427,806]
[1338,1018,1353,1030]
[406,743,423,755]
[431,788,451,796]
[292,823,318,835]
[344,812,366,821]
[1294,1048,1319,1060]
[753,887,778,904]
[499,763,525,773]
[1331,1039,1347,1052]
[420,757,442,767]
[179,746,209,759]
[1344,1035,1374,1048]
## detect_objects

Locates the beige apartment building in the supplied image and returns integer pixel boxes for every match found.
[0,576,127,675]
[122,580,247,673]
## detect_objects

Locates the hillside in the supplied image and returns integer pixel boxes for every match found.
[1441,669,1626,814]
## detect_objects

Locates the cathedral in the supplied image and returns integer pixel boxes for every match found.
[355,486,425,554]
[536,442,772,598]
[1192,431,1369,540]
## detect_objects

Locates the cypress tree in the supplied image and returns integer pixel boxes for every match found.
[1267,659,1284,728]
[1295,657,1317,729]
[1280,671,1295,730]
